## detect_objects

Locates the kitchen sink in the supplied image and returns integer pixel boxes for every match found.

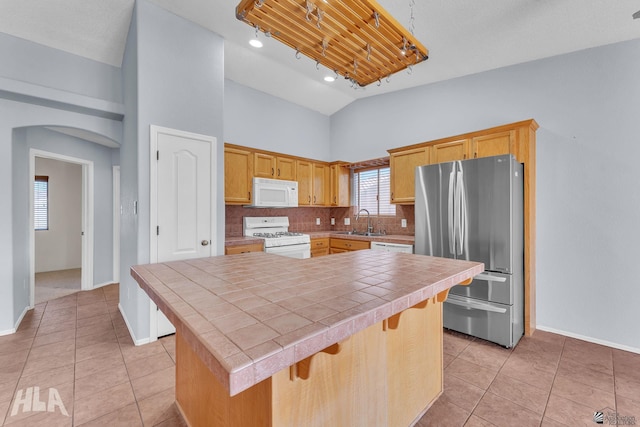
[335,231,386,237]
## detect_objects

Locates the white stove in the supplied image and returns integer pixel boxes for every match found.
[243,217,311,259]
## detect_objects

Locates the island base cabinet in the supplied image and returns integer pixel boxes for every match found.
[385,299,443,426]
[175,301,444,427]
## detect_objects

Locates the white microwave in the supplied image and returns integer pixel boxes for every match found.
[250,178,298,207]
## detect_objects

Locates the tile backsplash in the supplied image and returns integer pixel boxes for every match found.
[225,205,415,237]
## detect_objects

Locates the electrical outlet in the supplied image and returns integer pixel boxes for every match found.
[316,218,321,225]
[401,218,407,228]
[331,217,335,225]
[344,218,350,226]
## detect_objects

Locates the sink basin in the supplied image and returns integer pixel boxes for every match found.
[335,231,386,237]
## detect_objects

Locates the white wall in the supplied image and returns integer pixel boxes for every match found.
[34,158,82,273]
[0,30,122,335]
[119,0,225,343]
[331,39,640,351]
[224,79,331,161]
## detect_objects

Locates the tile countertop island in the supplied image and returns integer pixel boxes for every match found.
[131,250,483,427]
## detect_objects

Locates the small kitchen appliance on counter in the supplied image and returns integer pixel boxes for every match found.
[243,217,311,259]
[414,154,524,348]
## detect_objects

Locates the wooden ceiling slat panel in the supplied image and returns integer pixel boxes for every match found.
[253,0,391,79]
[236,0,428,86]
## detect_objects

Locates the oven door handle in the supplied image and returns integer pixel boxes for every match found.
[445,295,507,313]
[473,272,507,282]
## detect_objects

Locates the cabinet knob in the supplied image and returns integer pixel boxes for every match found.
[391,192,394,201]
[201,240,209,246]
[313,196,316,204]
[278,168,281,176]
[271,167,274,175]
[308,195,311,203]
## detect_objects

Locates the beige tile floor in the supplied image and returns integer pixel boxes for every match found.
[1,284,638,426]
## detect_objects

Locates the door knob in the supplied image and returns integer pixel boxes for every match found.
[201,240,209,246]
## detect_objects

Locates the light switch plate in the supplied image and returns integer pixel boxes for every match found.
[344,218,350,226]
[401,219,407,228]
[331,218,335,225]
[316,218,321,225]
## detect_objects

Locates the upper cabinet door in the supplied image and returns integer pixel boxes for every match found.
[312,163,329,206]
[389,147,429,204]
[330,163,350,207]
[254,152,276,178]
[224,146,253,204]
[297,160,313,206]
[430,139,470,164]
[276,156,296,181]
[471,130,515,159]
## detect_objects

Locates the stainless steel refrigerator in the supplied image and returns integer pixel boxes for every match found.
[415,154,524,348]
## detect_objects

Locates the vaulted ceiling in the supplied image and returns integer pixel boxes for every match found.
[1,0,639,115]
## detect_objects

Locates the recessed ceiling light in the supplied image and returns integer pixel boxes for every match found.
[324,75,335,82]
[249,39,263,48]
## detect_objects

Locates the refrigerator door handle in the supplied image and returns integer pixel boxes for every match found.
[474,272,507,282]
[448,168,456,255]
[445,295,508,313]
[455,167,465,255]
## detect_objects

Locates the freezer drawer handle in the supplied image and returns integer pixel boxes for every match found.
[445,295,507,313]
[474,272,507,282]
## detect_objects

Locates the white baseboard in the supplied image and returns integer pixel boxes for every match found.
[118,303,151,346]
[0,305,30,336]
[93,281,117,289]
[536,325,640,354]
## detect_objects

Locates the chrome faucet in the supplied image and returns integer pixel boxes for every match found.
[355,209,373,234]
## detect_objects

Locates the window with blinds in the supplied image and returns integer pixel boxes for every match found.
[354,167,395,216]
[34,176,49,231]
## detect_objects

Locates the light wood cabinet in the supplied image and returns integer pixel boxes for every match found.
[254,153,297,181]
[254,152,276,178]
[312,163,329,206]
[297,160,329,206]
[430,139,470,163]
[224,145,253,205]
[388,147,429,205]
[297,160,313,206]
[330,238,370,253]
[225,242,263,255]
[310,237,330,257]
[276,157,296,180]
[329,163,351,207]
[386,119,538,337]
[472,130,516,159]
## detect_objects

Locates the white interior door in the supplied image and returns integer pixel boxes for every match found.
[156,136,212,262]
[150,126,216,339]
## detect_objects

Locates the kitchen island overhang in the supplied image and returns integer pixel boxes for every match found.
[131,250,483,426]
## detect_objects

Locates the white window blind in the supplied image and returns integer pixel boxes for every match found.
[34,176,48,231]
[355,167,395,216]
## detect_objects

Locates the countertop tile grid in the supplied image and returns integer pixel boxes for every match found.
[131,250,483,395]
[0,284,639,426]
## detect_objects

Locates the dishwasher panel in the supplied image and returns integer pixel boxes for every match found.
[370,242,414,253]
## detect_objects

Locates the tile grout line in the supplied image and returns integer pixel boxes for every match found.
[538,335,567,426]
[72,293,79,427]
[109,286,146,427]
[2,299,48,427]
